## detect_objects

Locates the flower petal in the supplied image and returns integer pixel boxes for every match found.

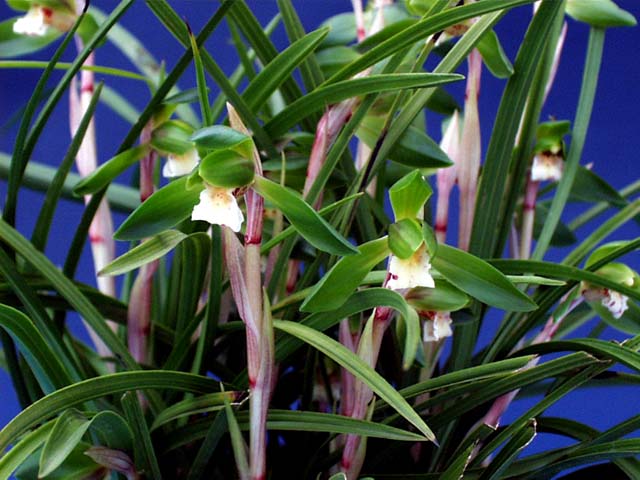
[162,148,200,178]
[13,8,48,36]
[423,312,453,342]
[531,153,563,182]
[387,247,435,290]
[191,184,244,232]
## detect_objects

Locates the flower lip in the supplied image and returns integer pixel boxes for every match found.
[13,7,49,36]
[191,183,244,232]
[162,148,200,178]
[423,311,453,342]
[531,152,563,182]
[387,246,435,290]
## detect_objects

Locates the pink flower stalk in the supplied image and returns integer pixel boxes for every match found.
[457,49,482,252]
[225,104,274,480]
[435,111,461,243]
[70,31,118,359]
[351,0,367,42]
[127,124,158,365]
[481,293,583,431]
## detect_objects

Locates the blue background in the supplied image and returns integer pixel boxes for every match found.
[0,0,639,470]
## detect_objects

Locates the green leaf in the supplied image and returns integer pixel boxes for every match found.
[121,392,162,480]
[0,17,60,58]
[199,149,254,188]
[440,442,475,480]
[242,27,328,112]
[476,29,513,79]
[406,280,470,312]
[518,338,640,373]
[100,230,189,276]
[39,410,93,478]
[188,28,213,126]
[253,176,357,256]
[273,320,436,442]
[479,421,536,480]
[570,165,627,206]
[432,245,537,311]
[0,421,53,480]
[0,371,220,454]
[301,238,389,313]
[0,304,69,394]
[224,398,249,480]
[357,115,453,169]
[72,144,150,196]
[533,203,577,247]
[265,73,463,138]
[190,125,252,156]
[151,392,238,431]
[115,177,202,241]
[389,170,433,221]
[566,0,637,28]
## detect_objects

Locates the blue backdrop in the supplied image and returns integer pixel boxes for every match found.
[0,0,639,468]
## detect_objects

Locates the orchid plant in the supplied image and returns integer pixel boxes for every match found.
[0,0,639,479]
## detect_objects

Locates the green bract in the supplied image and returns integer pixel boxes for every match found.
[199,149,255,188]
[388,218,424,260]
[566,0,637,28]
[150,119,195,155]
[389,170,433,221]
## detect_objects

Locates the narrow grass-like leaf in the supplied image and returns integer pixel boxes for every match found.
[274,320,435,441]
[0,371,220,453]
[242,28,328,113]
[479,421,536,480]
[100,230,188,276]
[440,442,475,480]
[0,60,148,82]
[0,304,69,394]
[301,237,389,312]
[253,176,357,256]
[533,27,605,259]
[264,73,463,138]
[31,83,104,251]
[121,392,162,480]
[188,29,213,126]
[151,392,238,431]
[471,0,565,258]
[0,219,137,369]
[432,245,537,311]
[0,421,53,480]
[186,410,227,480]
[518,338,640,373]
[72,144,150,196]
[115,177,202,241]
[224,399,249,480]
[0,154,139,213]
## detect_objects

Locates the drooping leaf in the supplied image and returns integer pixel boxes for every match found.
[114,177,202,241]
[274,320,436,442]
[432,245,537,311]
[477,29,513,78]
[72,144,150,196]
[569,165,627,206]
[253,176,358,256]
[301,237,389,312]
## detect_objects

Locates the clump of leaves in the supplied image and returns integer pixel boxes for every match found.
[0,0,638,479]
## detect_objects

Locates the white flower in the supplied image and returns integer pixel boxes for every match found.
[583,287,630,319]
[162,148,200,178]
[602,290,629,319]
[531,153,563,182]
[13,5,75,37]
[191,183,244,232]
[423,311,453,342]
[387,246,435,290]
[13,7,48,36]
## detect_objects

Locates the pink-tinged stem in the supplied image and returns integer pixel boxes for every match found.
[519,176,540,260]
[127,125,158,365]
[351,0,366,42]
[481,294,584,429]
[435,111,461,243]
[544,22,567,104]
[228,104,273,480]
[457,49,482,252]
[509,222,520,259]
[339,319,358,418]
[69,43,118,359]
